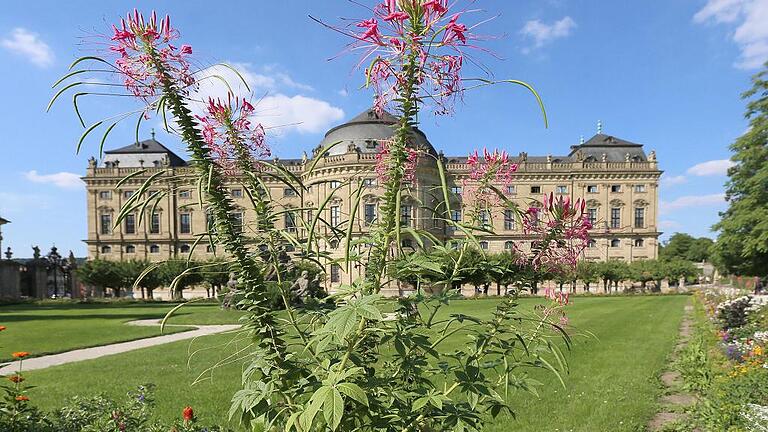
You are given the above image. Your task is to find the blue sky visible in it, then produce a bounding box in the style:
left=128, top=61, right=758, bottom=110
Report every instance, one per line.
left=0, top=0, right=765, bottom=257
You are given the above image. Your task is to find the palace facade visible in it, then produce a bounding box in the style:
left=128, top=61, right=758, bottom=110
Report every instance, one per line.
left=83, top=109, right=662, bottom=295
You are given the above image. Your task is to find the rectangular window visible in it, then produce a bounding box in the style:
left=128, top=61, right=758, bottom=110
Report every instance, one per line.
left=363, top=178, right=376, bottom=187
left=180, top=213, right=192, bottom=234
left=634, top=207, right=645, bottom=228
left=179, top=190, right=191, bottom=199
left=556, top=185, right=568, bottom=194
left=503, top=210, right=515, bottom=230
left=283, top=188, right=297, bottom=197
left=447, top=210, right=461, bottom=233
left=611, top=185, right=622, bottom=193
left=634, top=184, right=646, bottom=193
left=231, top=188, right=243, bottom=198
left=506, top=185, right=516, bottom=195
left=285, top=212, right=297, bottom=232
left=450, top=186, right=463, bottom=195
left=123, top=190, right=134, bottom=199
left=479, top=210, right=490, bottom=229
left=530, top=186, right=541, bottom=194
left=100, top=214, right=112, bottom=235
left=587, top=185, right=598, bottom=193
left=611, top=207, right=621, bottom=229
left=330, top=206, right=340, bottom=227
left=330, top=264, right=341, bottom=283
left=232, top=212, right=243, bottom=233
left=149, top=213, right=160, bottom=234
left=587, top=208, right=597, bottom=227
left=124, top=214, right=136, bottom=234
left=329, top=180, right=341, bottom=189
left=364, top=203, right=376, bottom=225
left=99, top=191, right=111, bottom=200
left=479, top=241, right=489, bottom=250
left=306, top=209, right=314, bottom=224
left=400, top=205, right=412, bottom=227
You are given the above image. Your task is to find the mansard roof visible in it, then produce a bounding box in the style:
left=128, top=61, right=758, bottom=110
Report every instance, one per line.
left=104, top=138, right=187, bottom=167
left=568, top=133, right=648, bottom=162
left=319, top=108, right=437, bottom=156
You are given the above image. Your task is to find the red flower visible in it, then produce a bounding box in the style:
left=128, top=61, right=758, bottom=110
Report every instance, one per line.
left=0, top=325, right=6, bottom=331
left=182, top=406, right=194, bottom=421
left=15, top=395, right=29, bottom=402
left=12, top=351, right=29, bottom=359
left=8, top=375, right=24, bottom=383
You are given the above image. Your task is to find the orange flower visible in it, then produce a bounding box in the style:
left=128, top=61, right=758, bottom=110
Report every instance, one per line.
left=15, top=395, right=29, bottom=401
left=8, top=375, right=24, bottom=383
left=0, top=325, right=7, bottom=331
left=182, top=406, right=194, bottom=421
left=11, top=351, right=29, bottom=359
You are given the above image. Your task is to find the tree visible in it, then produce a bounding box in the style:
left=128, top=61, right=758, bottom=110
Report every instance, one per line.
left=595, top=260, right=630, bottom=293
left=660, top=233, right=714, bottom=262
left=713, top=63, right=768, bottom=276
left=629, top=259, right=662, bottom=292
left=576, top=261, right=600, bottom=293
left=199, top=259, right=230, bottom=298
left=118, top=260, right=162, bottom=299
left=75, top=259, right=122, bottom=297
left=665, top=259, right=700, bottom=286
left=157, top=260, right=204, bottom=300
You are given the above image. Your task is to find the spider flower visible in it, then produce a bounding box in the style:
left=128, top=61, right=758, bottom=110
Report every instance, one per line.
left=375, top=139, right=419, bottom=184
left=108, top=9, right=195, bottom=102
left=462, top=148, right=518, bottom=205
left=523, top=193, right=590, bottom=274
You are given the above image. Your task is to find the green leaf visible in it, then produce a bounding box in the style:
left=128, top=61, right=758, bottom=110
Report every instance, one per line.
left=302, top=386, right=329, bottom=431
left=323, top=388, right=344, bottom=431
left=413, top=396, right=430, bottom=411
left=323, top=305, right=359, bottom=342
left=338, top=382, right=368, bottom=407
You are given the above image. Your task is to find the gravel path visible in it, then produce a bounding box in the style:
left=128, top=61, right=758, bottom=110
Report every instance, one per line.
left=0, top=319, right=240, bottom=375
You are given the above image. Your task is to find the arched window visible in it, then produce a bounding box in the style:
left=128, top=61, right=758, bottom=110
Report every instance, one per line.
left=610, top=238, right=621, bottom=248
left=329, top=239, right=339, bottom=249
left=634, top=238, right=644, bottom=247
left=588, top=239, right=597, bottom=248
left=504, top=241, right=514, bottom=250
left=479, top=241, right=489, bottom=250
left=125, top=245, right=136, bottom=254
left=100, top=245, right=112, bottom=254
left=179, top=244, right=191, bottom=254
left=149, top=244, right=160, bottom=253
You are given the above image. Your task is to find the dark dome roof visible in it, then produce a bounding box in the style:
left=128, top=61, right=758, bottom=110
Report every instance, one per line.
left=320, top=108, right=436, bottom=156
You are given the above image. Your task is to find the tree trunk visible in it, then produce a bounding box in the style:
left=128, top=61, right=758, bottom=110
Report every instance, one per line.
left=496, top=283, right=501, bottom=296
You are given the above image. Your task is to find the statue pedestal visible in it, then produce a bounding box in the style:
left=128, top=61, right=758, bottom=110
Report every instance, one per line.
left=0, top=261, right=21, bottom=299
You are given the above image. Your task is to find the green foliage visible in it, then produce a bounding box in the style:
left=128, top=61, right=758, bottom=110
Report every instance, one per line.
left=156, top=261, right=205, bottom=300
left=75, top=260, right=123, bottom=296
left=713, top=62, right=768, bottom=276
left=660, top=233, right=714, bottom=263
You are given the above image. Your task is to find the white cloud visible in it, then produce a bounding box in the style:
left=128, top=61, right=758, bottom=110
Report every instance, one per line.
left=660, top=193, right=726, bottom=213
left=0, top=192, right=52, bottom=214
left=686, top=159, right=735, bottom=176
left=520, top=16, right=576, bottom=51
left=662, top=174, right=688, bottom=187
left=659, top=220, right=683, bottom=229
left=0, top=28, right=54, bottom=67
left=190, top=63, right=343, bottom=136
left=694, top=0, right=768, bottom=69
left=24, top=171, right=84, bottom=189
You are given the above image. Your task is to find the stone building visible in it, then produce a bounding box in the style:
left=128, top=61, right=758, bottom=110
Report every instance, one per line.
left=83, top=109, right=662, bottom=295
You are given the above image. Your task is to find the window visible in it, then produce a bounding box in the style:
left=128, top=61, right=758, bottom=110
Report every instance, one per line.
left=450, top=186, right=463, bottom=195
left=479, top=241, right=489, bottom=250
left=401, top=239, right=413, bottom=249
left=180, top=213, right=192, bottom=234
left=100, top=214, right=112, bottom=235
left=634, top=238, right=644, bottom=247
left=556, top=185, right=568, bottom=194
left=587, top=208, right=598, bottom=227
left=330, top=264, right=341, bottom=283
left=329, top=239, right=339, bottom=249
left=231, top=188, right=243, bottom=198
left=329, top=180, right=341, bottom=189
left=634, top=184, right=646, bottom=193
left=587, top=185, right=599, bottom=193
left=123, top=190, right=134, bottom=199
left=179, top=190, right=191, bottom=199
left=99, top=191, right=112, bottom=200
left=149, top=244, right=160, bottom=253
left=285, top=211, right=297, bottom=232
left=504, top=241, right=514, bottom=250
left=100, top=245, right=112, bottom=254
left=125, top=245, right=135, bottom=254
left=400, top=205, right=412, bottom=227
left=150, top=212, right=160, bottom=234
left=587, top=239, right=597, bottom=248
left=206, top=245, right=216, bottom=253
left=506, top=185, right=516, bottom=195
left=611, top=185, right=622, bottom=193
left=330, top=206, right=340, bottom=227
left=503, top=210, right=515, bottom=230
left=530, top=186, right=541, bottom=194
left=479, top=210, right=490, bottom=229
left=364, top=203, right=377, bottom=225
left=283, top=188, right=297, bottom=197
left=365, top=140, right=377, bottom=149
left=306, top=209, right=314, bottom=223
left=232, top=212, right=243, bottom=233
left=610, top=207, right=621, bottom=229
left=634, top=207, right=645, bottom=228
left=124, top=214, right=136, bottom=234
left=179, top=244, right=191, bottom=254
left=610, top=238, right=621, bottom=248
left=363, top=178, right=376, bottom=187
left=447, top=210, right=461, bottom=233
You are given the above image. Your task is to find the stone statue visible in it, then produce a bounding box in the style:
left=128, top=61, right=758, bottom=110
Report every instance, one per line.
left=301, top=151, right=308, bottom=164
left=648, top=150, right=657, bottom=161
left=88, top=157, right=97, bottom=168
left=601, top=153, right=607, bottom=162
left=290, top=270, right=319, bottom=303
left=546, top=155, right=552, bottom=163
left=32, top=245, right=40, bottom=260
left=221, top=272, right=238, bottom=309
left=68, top=250, right=77, bottom=267
left=518, top=152, right=528, bottom=161
left=4, top=247, right=12, bottom=260
left=625, top=153, right=631, bottom=162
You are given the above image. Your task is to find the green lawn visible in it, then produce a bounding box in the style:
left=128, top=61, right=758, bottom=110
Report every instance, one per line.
left=18, top=296, right=688, bottom=431
left=0, top=302, right=246, bottom=362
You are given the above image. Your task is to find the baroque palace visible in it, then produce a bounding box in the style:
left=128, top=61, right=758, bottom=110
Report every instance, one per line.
left=84, top=109, right=662, bottom=295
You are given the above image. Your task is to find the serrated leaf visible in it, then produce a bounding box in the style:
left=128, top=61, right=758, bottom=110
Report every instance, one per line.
left=323, top=388, right=344, bottom=431
left=338, top=382, right=368, bottom=407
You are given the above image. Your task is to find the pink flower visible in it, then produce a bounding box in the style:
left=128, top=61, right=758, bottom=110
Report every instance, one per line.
left=375, top=140, right=418, bottom=184
left=179, top=44, right=192, bottom=54
left=444, top=14, right=468, bottom=44
left=462, top=148, right=518, bottom=204
left=357, top=18, right=382, bottom=44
